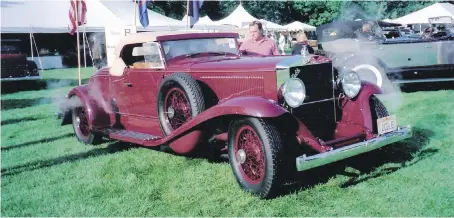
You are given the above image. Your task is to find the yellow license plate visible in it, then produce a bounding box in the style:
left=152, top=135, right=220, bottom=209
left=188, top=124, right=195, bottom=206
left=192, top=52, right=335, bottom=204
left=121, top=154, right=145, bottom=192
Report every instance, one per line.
left=377, top=115, right=397, bottom=135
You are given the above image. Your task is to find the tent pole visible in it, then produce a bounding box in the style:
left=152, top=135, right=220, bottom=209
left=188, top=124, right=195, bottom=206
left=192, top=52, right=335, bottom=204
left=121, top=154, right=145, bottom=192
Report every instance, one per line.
left=32, top=34, right=44, bottom=71
left=30, top=32, right=34, bottom=60
left=83, top=25, right=87, bottom=68
left=76, top=1, right=81, bottom=86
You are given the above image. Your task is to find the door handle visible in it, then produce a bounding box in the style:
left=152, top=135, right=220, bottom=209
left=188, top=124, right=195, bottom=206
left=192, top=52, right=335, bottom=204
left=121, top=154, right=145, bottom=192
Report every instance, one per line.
left=125, top=82, right=132, bottom=87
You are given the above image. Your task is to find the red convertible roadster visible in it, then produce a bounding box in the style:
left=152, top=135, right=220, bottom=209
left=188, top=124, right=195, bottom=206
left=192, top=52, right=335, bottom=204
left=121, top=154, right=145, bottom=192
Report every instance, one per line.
left=58, top=31, right=412, bottom=198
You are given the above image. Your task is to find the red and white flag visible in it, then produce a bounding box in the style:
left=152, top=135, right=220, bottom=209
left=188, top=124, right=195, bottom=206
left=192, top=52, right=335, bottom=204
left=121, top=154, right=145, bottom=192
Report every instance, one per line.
left=68, top=0, right=87, bottom=35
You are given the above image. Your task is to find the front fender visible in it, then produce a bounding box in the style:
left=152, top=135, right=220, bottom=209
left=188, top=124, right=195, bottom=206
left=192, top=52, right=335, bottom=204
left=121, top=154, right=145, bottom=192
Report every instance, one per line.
left=335, top=81, right=383, bottom=139
left=144, top=96, right=288, bottom=150
left=214, top=96, right=288, bottom=118
left=61, top=85, right=111, bottom=129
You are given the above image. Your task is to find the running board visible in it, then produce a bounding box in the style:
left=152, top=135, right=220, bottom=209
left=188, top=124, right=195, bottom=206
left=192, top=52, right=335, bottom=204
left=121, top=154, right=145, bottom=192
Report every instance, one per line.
left=97, top=128, right=161, bottom=145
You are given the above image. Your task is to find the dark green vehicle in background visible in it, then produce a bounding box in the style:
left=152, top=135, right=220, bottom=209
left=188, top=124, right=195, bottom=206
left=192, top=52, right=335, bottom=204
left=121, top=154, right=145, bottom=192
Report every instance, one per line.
left=315, top=17, right=454, bottom=93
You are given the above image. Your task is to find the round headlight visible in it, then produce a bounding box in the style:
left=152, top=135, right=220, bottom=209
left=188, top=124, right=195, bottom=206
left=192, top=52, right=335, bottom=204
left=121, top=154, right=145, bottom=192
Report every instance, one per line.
left=341, top=71, right=362, bottom=98
left=282, top=78, right=306, bottom=108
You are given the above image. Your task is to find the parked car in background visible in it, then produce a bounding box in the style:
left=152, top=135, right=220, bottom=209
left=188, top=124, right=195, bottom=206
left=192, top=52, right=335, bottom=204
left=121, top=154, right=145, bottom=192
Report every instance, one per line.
left=58, top=31, right=412, bottom=198
left=1, top=39, right=40, bottom=82
left=315, top=19, right=454, bottom=92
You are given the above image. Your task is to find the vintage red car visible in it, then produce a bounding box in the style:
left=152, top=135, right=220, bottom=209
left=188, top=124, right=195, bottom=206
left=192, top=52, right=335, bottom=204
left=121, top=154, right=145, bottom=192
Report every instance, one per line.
left=58, top=31, right=412, bottom=198
left=1, top=39, right=40, bottom=82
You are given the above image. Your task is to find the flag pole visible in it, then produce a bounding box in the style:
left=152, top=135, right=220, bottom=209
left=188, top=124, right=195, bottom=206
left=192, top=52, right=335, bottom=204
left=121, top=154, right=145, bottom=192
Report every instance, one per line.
left=186, top=0, right=189, bottom=31
left=134, top=0, right=137, bottom=29
left=75, top=1, right=81, bottom=86
left=83, top=25, right=87, bottom=68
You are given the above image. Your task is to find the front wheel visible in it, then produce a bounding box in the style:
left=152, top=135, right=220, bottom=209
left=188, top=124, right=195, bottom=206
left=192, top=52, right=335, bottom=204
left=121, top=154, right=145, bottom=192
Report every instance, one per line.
left=227, top=117, right=286, bottom=199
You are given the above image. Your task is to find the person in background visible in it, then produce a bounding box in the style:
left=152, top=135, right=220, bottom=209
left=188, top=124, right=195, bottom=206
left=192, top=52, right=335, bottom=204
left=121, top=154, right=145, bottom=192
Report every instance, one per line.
left=239, top=20, right=280, bottom=56
left=278, top=32, right=286, bottom=54
left=291, top=32, right=314, bottom=55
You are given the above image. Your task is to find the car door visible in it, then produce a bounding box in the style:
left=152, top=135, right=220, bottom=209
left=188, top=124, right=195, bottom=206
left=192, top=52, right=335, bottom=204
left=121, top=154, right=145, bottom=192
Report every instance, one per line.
left=371, top=40, right=424, bottom=69
left=121, top=42, right=166, bottom=135
left=109, top=66, right=131, bottom=129
left=426, top=40, right=454, bottom=66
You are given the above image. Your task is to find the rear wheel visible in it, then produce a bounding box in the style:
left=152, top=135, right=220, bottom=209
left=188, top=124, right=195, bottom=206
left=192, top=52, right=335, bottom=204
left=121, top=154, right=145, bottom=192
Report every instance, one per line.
left=71, top=96, right=102, bottom=145
left=228, top=117, right=285, bottom=199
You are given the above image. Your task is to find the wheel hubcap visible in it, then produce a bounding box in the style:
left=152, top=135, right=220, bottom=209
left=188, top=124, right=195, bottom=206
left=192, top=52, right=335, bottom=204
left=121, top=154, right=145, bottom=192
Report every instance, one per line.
left=167, top=107, right=175, bottom=119
left=237, top=149, right=246, bottom=164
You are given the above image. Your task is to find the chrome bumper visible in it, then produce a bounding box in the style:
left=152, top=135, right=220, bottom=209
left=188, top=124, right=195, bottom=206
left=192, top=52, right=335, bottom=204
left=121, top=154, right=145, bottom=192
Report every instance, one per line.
left=296, top=126, right=412, bottom=171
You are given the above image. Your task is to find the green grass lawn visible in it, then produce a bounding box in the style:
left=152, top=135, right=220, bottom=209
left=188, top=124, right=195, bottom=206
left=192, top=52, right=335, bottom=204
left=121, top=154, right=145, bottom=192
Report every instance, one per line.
left=1, top=68, right=454, bottom=216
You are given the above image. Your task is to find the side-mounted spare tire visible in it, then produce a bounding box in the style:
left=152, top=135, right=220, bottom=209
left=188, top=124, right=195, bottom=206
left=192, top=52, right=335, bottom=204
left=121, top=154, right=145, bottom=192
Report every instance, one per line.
left=340, top=57, right=394, bottom=93
left=157, top=73, right=205, bottom=135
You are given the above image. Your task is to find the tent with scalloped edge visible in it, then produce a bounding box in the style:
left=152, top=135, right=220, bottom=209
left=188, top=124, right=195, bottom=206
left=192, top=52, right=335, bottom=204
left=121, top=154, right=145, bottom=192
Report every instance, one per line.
left=283, top=21, right=316, bottom=32
left=180, top=15, right=233, bottom=30
left=390, top=3, right=454, bottom=25
left=212, top=4, right=259, bottom=28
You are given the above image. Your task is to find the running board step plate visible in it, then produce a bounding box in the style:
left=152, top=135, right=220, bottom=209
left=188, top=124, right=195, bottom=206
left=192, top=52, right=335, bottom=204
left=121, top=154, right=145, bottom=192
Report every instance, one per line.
left=97, top=128, right=161, bottom=145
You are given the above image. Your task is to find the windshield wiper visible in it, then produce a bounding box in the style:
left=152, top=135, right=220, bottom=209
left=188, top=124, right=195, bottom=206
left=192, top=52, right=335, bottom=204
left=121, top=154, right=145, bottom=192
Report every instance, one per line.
left=185, top=52, right=227, bottom=58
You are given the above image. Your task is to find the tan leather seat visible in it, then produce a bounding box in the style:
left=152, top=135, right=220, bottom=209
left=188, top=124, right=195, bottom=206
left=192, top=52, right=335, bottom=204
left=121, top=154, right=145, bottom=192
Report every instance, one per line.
left=131, top=61, right=162, bottom=69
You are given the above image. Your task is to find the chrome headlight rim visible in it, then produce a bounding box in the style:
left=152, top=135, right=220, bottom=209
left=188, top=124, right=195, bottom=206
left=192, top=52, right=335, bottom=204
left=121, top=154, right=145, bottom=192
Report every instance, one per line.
left=340, top=71, right=362, bottom=98
left=282, top=78, right=306, bottom=108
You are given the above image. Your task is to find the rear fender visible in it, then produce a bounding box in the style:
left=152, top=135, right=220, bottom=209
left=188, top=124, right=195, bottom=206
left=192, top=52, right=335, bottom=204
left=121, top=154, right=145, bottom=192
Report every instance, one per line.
left=335, top=81, right=383, bottom=139
left=61, top=86, right=111, bottom=129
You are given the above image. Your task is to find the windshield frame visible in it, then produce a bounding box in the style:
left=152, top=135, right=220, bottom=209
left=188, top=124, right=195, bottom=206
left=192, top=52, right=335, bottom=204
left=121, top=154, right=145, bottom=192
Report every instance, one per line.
left=160, top=37, right=240, bottom=61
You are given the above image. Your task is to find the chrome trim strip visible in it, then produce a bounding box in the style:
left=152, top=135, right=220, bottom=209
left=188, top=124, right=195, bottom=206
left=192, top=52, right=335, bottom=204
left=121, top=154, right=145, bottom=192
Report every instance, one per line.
left=1, top=76, right=41, bottom=81
left=302, top=97, right=339, bottom=105
left=296, top=125, right=412, bottom=171
left=392, top=78, right=454, bottom=84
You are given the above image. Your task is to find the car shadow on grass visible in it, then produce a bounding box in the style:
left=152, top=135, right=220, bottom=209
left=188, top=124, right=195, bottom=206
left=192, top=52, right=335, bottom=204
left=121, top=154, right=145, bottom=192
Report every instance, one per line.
left=1, top=97, right=53, bottom=110
left=0, top=115, right=45, bottom=126
left=1, top=133, right=74, bottom=151
left=1, top=141, right=134, bottom=177
left=277, top=127, right=437, bottom=198
left=1, top=78, right=89, bottom=94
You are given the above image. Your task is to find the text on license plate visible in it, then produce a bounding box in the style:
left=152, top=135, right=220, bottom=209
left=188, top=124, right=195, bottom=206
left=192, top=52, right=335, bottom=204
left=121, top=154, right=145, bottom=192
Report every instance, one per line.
left=377, top=115, right=397, bottom=135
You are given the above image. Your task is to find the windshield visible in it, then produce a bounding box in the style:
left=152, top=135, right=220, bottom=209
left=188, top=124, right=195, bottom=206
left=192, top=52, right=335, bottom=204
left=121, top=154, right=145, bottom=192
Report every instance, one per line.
left=161, top=37, right=239, bottom=60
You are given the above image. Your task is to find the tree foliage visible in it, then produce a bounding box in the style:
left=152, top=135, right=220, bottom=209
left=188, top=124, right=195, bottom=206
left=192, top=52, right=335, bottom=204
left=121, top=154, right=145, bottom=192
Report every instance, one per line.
left=146, top=0, right=454, bottom=26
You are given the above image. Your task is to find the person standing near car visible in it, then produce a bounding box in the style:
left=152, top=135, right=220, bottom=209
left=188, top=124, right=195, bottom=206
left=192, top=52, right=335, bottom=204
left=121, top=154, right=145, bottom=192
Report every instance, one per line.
left=291, top=32, right=314, bottom=55
left=239, top=20, right=280, bottom=56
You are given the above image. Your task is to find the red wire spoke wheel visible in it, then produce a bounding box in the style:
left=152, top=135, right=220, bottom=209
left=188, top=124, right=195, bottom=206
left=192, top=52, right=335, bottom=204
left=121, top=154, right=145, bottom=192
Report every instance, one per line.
left=228, top=117, right=286, bottom=199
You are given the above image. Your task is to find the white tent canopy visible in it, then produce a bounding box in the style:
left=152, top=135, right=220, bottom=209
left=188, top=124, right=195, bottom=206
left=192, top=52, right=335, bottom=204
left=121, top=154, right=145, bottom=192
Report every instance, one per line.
left=101, top=0, right=186, bottom=31
left=259, top=19, right=286, bottom=30
left=181, top=15, right=214, bottom=25
left=180, top=15, right=232, bottom=30
left=0, top=0, right=125, bottom=33
left=391, top=3, right=454, bottom=25
left=283, top=21, right=316, bottom=31
left=213, top=4, right=258, bottom=28
left=0, top=0, right=188, bottom=34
